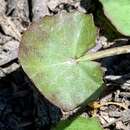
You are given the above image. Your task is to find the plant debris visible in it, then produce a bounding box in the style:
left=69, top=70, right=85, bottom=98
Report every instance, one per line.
left=0, top=0, right=130, bottom=130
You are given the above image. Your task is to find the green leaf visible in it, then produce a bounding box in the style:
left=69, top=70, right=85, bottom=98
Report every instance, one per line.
left=19, top=11, right=104, bottom=111
left=52, top=116, right=103, bottom=130
left=99, top=0, right=130, bottom=36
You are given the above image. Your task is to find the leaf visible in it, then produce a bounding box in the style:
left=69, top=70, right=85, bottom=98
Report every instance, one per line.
left=99, top=0, right=130, bottom=36
left=52, top=116, right=103, bottom=130
left=19, top=11, right=104, bottom=111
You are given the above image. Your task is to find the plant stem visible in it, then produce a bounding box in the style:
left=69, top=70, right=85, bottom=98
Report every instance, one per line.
left=77, top=45, right=130, bottom=62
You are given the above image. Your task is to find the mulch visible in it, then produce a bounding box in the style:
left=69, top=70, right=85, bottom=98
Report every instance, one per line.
left=0, top=0, right=130, bottom=130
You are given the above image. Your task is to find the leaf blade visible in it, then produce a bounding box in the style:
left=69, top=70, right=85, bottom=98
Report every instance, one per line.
left=19, top=11, right=104, bottom=111
left=99, top=0, right=130, bottom=36
left=52, top=117, right=103, bottom=130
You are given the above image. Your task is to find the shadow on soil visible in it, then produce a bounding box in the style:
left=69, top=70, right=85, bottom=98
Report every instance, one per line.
left=0, top=67, right=62, bottom=130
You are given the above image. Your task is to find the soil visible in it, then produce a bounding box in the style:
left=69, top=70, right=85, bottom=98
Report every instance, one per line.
left=0, top=0, right=130, bottom=130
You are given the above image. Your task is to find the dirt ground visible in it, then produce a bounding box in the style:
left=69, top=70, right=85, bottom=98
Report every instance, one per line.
left=0, top=0, right=130, bottom=130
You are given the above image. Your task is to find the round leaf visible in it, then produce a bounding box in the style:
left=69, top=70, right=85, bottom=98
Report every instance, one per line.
left=19, top=11, right=104, bottom=111
left=52, top=117, right=103, bottom=130
left=99, top=0, right=130, bottom=36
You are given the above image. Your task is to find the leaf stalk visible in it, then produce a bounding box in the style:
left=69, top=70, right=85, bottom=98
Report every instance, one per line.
left=77, top=45, right=130, bottom=62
